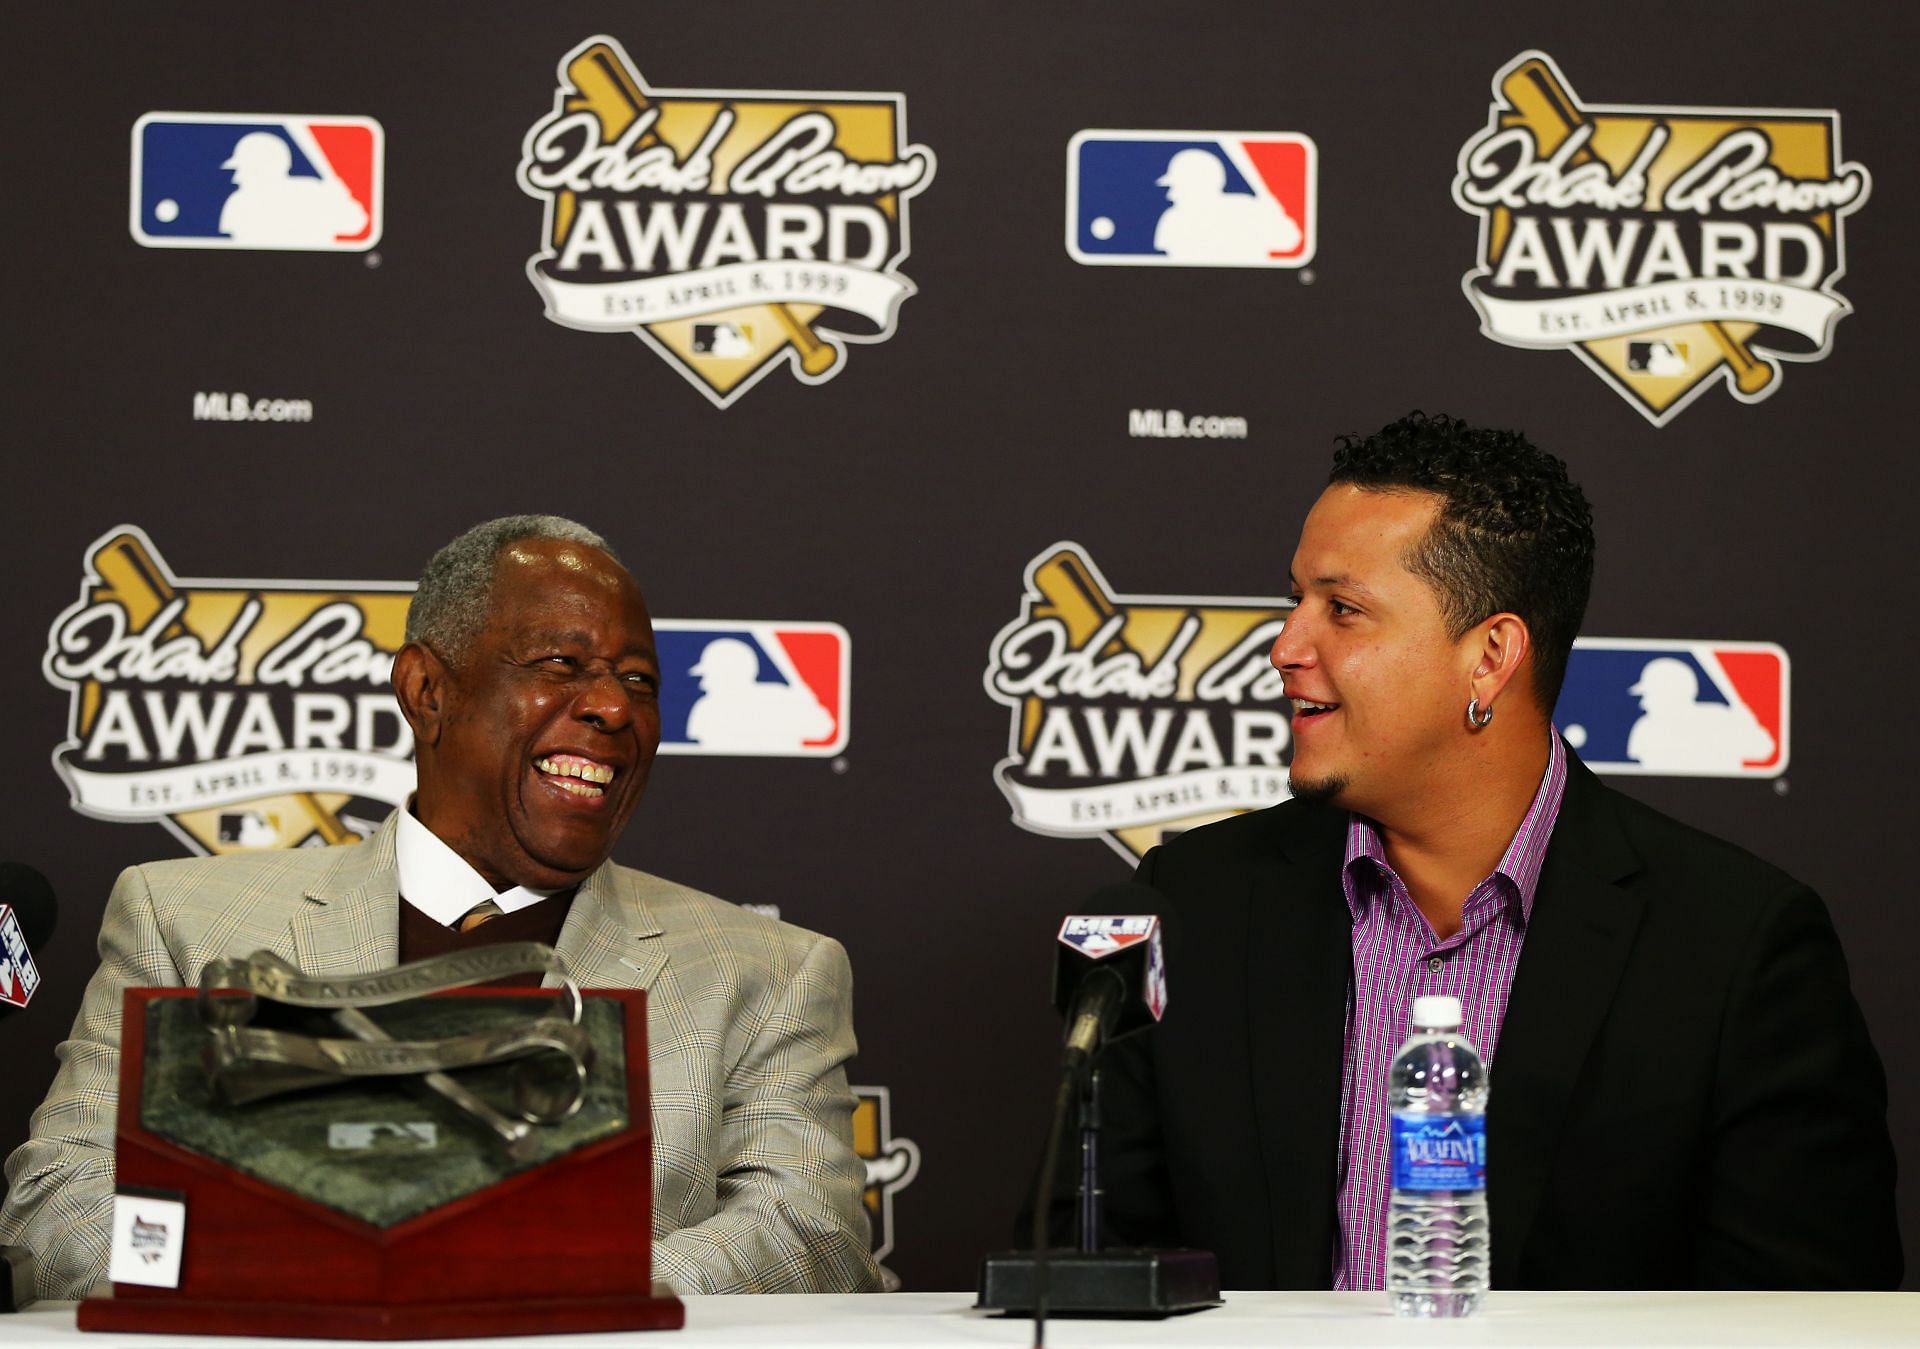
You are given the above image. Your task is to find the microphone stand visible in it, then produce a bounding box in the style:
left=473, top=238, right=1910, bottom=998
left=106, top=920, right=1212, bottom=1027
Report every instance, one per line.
left=1028, top=1063, right=1106, bottom=1349
left=2, top=1246, right=36, bottom=1313
left=1077, top=1069, right=1102, bottom=1256
left=976, top=911, right=1220, bottom=1326
left=978, top=1049, right=1222, bottom=1325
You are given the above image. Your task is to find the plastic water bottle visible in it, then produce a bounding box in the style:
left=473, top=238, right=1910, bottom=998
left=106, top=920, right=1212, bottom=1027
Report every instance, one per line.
left=1387, top=995, right=1489, bottom=1317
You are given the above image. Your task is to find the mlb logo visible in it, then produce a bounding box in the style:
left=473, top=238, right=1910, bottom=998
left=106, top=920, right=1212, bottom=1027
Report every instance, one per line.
left=1554, top=639, right=1789, bottom=778
left=655, top=621, right=849, bottom=757
left=0, top=904, right=38, bottom=1009
left=131, top=112, right=384, bottom=251
left=1058, top=914, right=1157, bottom=958
left=1627, top=340, right=1691, bottom=377
left=691, top=322, right=755, bottom=358
left=217, top=810, right=279, bottom=848
left=1067, top=130, right=1316, bottom=268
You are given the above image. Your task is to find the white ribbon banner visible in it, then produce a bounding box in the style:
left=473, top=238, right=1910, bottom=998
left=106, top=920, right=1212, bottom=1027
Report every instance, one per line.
left=1467, top=278, right=1846, bottom=349
left=58, top=750, right=416, bottom=820
left=532, top=260, right=912, bottom=331
left=997, top=766, right=1292, bottom=834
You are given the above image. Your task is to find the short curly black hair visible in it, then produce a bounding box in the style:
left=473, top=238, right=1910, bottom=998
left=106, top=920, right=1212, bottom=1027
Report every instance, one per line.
left=1329, top=412, right=1594, bottom=708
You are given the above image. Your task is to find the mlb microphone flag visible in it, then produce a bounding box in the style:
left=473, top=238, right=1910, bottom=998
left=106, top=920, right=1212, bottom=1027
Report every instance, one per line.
left=0, top=905, right=40, bottom=1009
left=1058, top=915, right=1156, bottom=959
left=1057, top=914, right=1168, bottom=1024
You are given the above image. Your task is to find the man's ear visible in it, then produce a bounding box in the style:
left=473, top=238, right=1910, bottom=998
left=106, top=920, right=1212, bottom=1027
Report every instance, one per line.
left=1467, top=612, right=1533, bottom=711
left=391, top=642, right=453, bottom=748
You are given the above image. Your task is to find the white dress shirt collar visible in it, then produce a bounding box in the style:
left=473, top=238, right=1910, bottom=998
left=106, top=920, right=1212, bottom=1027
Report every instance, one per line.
left=394, top=808, right=561, bottom=929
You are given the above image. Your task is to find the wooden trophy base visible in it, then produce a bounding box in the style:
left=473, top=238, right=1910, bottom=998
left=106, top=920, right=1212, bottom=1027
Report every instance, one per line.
left=88, top=988, right=677, bottom=1339
left=80, top=1290, right=685, bottom=1340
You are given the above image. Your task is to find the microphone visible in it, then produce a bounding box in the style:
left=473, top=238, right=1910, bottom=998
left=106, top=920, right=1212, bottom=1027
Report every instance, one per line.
left=0, top=863, right=55, bottom=1011
left=1053, top=889, right=1168, bottom=1075
left=977, top=884, right=1219, bottom=1326
left=1, top=864, right=53, bottom=1309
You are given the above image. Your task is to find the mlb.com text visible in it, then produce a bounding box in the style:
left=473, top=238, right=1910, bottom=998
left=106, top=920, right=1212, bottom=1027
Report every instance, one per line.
left=193, top=392, right=314, bottom=423
left=1128, top=409, right=1248, bottom=440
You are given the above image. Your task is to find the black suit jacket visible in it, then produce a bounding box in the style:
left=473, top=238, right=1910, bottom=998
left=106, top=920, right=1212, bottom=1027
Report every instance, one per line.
left=1096, top=753, right=1901, bottom=1289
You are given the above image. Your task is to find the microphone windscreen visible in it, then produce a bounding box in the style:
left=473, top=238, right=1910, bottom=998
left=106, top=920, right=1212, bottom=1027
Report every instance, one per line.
left=1053, top=883, right=1169, bottom=1038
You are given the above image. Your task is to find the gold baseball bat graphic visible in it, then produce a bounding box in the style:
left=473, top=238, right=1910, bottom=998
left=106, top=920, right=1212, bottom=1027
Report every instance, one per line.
left=1021, top=548, right=1132, bottom=752
left=1031, top=548, right=1129, bottom=657
left=91, top=532, right=353, bottom=848
left=564, top=43, right=841, bottom=378
left=1501, top=58, right=1775, bottom=396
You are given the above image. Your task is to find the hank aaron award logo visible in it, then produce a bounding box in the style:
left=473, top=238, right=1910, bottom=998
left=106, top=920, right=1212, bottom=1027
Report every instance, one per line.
left=517, top=36, right=935, bottom=408
left=851, top=1086, right=920, bottom=1263
left=1453, top=51, right=1870, bottom=425
left=44, top=527, right=417, bottom=856
left=985, top=544, right=1294, bottom=862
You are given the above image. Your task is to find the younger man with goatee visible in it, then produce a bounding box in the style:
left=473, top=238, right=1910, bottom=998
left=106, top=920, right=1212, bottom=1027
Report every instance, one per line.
left=1096, top=413, right=1899, bottom=1290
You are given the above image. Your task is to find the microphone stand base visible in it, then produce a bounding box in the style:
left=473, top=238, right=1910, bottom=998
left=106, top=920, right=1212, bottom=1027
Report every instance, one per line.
left=2, top=1245, right=36, bottom=1313
left=974, top=1248, right=1222, bottom=1317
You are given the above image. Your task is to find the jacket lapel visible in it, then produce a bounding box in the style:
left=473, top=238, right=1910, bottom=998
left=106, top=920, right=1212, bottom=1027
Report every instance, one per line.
left=1488, top=756, right=1644, bottom=1285
left=290, top=814, right=402, bottom=975
left=550, top=861, right=667, bottom=992
left=1247, top=806, right=1352, bottom=1286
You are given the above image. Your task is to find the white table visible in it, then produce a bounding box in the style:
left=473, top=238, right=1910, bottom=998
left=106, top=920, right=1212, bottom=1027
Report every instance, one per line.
left=1, top=1292, right=1916, bottom=1348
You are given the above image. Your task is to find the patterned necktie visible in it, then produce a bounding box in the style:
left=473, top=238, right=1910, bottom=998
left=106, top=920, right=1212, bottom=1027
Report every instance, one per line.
left=457, top=898, right=504, bottom=933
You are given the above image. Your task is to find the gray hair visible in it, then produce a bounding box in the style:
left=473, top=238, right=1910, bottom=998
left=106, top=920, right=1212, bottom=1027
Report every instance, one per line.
left=405, top=515, right=619, bottom=663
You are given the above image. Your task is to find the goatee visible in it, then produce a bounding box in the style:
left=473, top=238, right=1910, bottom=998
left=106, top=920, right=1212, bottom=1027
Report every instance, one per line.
left=1288, top=772, right=1350, bottom=808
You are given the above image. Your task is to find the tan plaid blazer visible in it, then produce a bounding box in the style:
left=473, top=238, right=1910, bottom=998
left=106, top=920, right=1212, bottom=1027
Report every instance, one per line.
left=0, top=816, right=882, bottom=1298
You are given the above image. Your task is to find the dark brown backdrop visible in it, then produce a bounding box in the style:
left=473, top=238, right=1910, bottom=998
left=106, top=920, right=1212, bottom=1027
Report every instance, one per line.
left=4, top=0, right=1916, bottom=1292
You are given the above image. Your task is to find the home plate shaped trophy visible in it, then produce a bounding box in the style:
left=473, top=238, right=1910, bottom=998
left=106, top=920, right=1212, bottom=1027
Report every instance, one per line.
left=78, top=944, right=683, bottom=1339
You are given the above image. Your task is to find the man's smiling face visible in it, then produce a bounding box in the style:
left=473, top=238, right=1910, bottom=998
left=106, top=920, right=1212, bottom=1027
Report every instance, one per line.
left=422, top=538, right=660, bottom=889
left=1269, top=484, right=1477, bottom=818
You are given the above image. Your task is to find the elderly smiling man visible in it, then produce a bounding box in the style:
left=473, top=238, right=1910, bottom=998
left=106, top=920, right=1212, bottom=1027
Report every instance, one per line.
left=0, top=516, right=881, bottom=1298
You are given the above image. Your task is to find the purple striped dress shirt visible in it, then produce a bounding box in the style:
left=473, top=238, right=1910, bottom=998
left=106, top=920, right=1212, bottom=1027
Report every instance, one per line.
left=1330, top=732, right=1569, bottom=1291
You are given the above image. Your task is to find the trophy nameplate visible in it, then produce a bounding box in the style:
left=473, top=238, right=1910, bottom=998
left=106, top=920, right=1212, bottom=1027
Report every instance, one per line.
left=79, top=967, right=682, bottom=1340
